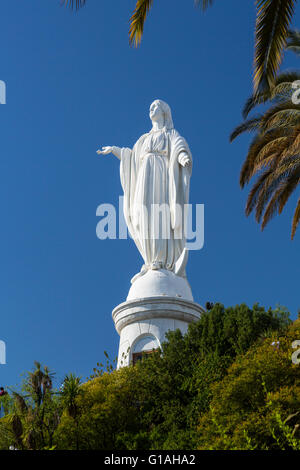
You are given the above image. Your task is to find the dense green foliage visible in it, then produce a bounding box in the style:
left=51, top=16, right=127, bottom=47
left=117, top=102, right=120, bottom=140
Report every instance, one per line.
left=0, top=303, right=299, bottom=450
left=198, top=319, right=300, bottom=449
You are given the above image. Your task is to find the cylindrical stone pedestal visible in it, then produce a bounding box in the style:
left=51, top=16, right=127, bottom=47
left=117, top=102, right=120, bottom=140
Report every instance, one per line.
left=112, top=295, right=204, bottom=368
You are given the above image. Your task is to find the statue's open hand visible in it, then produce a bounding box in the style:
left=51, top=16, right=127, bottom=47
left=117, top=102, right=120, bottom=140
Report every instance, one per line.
left=178, top=153, right=191, bottom=167
left=96, top=146, right=113, bottom=155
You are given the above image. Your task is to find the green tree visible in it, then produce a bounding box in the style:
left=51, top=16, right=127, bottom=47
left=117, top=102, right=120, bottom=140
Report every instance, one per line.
left=0, top=362, right=60, bottom=450
left=197, top=319, right=300, bottom=450
left=185, top=303, right=290, bottom=358
left=54, top=367, right=144, bottom=450
left=58, top=373, right=83, bottom=450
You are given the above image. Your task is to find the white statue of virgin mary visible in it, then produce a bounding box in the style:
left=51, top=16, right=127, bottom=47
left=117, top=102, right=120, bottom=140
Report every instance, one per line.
left=97, top=99, right=192, bottom=283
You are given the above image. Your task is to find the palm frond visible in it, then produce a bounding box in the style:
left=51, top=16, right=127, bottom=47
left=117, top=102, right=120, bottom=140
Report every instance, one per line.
left=253, top=156, right=299, bottom=222
left=273, top=70, right=300, bottom=87
left=242, top=90, right=272, bottom=119
left=236, top=14, right=300, bottom=238
left=254, top=0, right=296, bottom=92
left=270, top=72, right=300, bottom=99
left=61, top=0, right=86, bottom=9
left=129, top=0, right=154, bottom=47
left=279, top=128, right=300, bottom=158
left=242, top=71, right=300, bottom=118
left=277, top=163, right=300, bottom=212
left=261, top=182, right=286, bottom=228
left=254, top=166, right=289, bottom=221
left=240, top=128, right=291, bottom=186
left=253, top=126, right=300, bottom=171
left=245, top=168, right=274, bottom=215
left=291, top=197, right=300, bottom=238
left=253, top=135, right=290, bottom=169
left=238, top=103, right=300, bottom=185
left=275, top=154, right=300, bottom=176
left=286, top=28, right=300, bottom=55
left=261, top=102, right=300, bottom=130
left=12, top=392, right=28, bottom=413
left=230, top=116, right=263, bottom=141
left=194, top=0, right=215, bottom=10
left=261, top=169, right=300, bottom=229
left=252, top=151, right=284, bottom=175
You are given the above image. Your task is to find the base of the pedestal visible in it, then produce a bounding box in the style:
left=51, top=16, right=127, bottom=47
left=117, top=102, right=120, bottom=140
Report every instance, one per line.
left=112, top=296, right=204, bottom=368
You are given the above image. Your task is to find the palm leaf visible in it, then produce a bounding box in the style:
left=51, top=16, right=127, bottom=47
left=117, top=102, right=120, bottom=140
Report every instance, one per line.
left=291, top=197, right=300, bottom=238
left=277, top=164, right=300, bottom=212
left=254, top=0, right=296, bottom=93
left=12, top=392, right=28, bottom=413
left=253, top=135, right=290, bottom=168
left=242, top=90, right=273, bottom=119
left=286, top=28, right=300, bottom=54
left=129, top=0, right=154, bottom=47
left=252, top=150, right=284, bottom=174
left=244, top=151, right=290, bottom=218
left=245, top=168, right=274, bottom=215
left=279, top=127, right=300, bottom=158
left=252, top=126, right=300, bottom=172
left=242, top=71, right=300, bottom=118
left=270, top=71, right=300, bottom=98
left=194, top=0, right=215, bottom=10
left=230, top=116, right=263, bottom=141
left=261, top=102, right=300, bottom=130
left=254, top=156, right=300, bottom=222
left=61, top=0, right=86, bottom=8
left=240, top=128, right=292, bottom=186
left=254, top=166, right=289, bottom=221
left=275, top=153, right=300, bottom=175
left=261, top=168, right=300, bottom=228
left=261, top=182, right=287, bottom=228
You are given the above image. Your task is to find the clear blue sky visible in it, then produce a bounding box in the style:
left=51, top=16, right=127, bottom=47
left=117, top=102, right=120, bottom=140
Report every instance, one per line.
left=0, top=0, right=299, bottom=389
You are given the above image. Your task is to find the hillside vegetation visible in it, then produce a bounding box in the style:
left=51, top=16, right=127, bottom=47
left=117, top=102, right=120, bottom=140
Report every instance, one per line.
left=1, top=303, right=299, bottom=450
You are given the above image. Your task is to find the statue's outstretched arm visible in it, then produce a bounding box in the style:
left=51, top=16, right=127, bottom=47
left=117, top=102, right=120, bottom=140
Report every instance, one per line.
left=96, top=146, right=121, bottom=160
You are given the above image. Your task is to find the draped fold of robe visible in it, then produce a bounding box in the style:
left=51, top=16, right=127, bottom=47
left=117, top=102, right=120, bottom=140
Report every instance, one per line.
left=120, top=128, right=192, bottom=278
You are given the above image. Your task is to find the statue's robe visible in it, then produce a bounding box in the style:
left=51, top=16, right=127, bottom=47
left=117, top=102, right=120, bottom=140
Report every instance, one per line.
left=120, top=128, right=192, bottom=278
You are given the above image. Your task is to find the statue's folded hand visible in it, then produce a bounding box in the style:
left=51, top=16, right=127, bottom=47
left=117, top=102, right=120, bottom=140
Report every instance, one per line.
left=178, top=153, right=191, bottom=167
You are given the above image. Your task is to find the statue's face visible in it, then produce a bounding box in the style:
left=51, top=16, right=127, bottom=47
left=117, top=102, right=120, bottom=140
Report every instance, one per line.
left=149, top=101, right=164, bottom=123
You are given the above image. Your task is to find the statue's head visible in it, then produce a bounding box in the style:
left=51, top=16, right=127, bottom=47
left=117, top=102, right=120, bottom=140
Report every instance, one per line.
left=149, top=99, right=174, bottom=130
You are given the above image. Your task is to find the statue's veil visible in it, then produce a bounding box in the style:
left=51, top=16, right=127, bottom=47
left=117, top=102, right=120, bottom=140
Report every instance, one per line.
left=151, top=99, right=174, bottom=130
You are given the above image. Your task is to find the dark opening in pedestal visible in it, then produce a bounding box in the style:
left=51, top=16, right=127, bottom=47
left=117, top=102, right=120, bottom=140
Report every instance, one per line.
left=132, top=349, right=159, bottom=366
